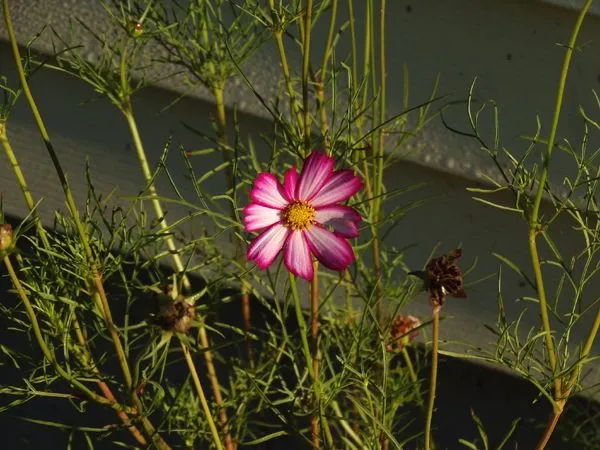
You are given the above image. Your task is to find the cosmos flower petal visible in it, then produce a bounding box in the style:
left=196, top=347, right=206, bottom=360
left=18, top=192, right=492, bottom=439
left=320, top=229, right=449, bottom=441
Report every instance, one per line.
left=244, top=203, right=282, bottom=232
left=305, top=225, right=355, bottom=271
left=310, top=169, right=363, bottom=208
left=247, top=223, right=289, bottom=269
left=283, top=166, right=299, bottom=201
left=284, top=231, right=314, bottom=280
left=297, top=152, right=334, bottom=201
left=250, top=173, right=289, bottom=209
left=314, top=205, right=361, bottom=237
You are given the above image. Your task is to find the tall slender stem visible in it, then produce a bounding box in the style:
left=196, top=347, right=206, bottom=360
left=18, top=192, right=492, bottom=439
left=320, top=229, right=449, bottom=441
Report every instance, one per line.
left=527, top=0, right=593, bottom=405
left=268, top=0, right=304, bottom=136
left=122, top=109, right=189, bottom=284
left=402, top=347, right=423, bottom=406
left=290, top=274, right=314, bottom=379
left=301, top=0, right=314, bottom=149
left=535, top=403, right=564, bottom=450
left=310, top=262, right=320, bottom=448
left=197, top=320, right=234, bottom=450
left=118, top=41, right=232, bottom=445
left=212, top=85, right=253, bottom=366
left=2, top=128, right=149, bottom=447
left=3, top=255, right=170, bottom=449
left=3, top=0, right=135, bottom=406
left=373, top=0, right=386, bottom=327
left=181, top=342, right=225, bottom=450
left=424, top=306, right=440, bottom=450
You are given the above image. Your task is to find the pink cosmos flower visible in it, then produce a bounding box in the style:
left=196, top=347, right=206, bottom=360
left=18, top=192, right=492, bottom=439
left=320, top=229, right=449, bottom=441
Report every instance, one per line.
left=244, top=152, right=363, bottom=281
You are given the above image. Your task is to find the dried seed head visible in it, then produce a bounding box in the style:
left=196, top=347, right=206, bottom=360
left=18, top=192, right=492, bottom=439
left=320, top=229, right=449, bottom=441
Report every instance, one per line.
left=425, top=248, right=467, bottom=308
left=155, top=295, right=195, bottom=334
left=0, top=223, right=15, bottom=255
left=387, top=314, right=422, bottom=352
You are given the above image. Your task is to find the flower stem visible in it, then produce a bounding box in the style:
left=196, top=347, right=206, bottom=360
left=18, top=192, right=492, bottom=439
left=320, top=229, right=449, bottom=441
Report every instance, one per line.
left=211, top=85, right=253, bottom=367
left=268, top=0, right=305, bottom=138
left=311, top=261, right=320, bottom=449
left=301, top=0, right=314, bottom=149
left=119, top=40, right=232, bottom=447
left=424, top=306, right=440, bottom=450
left=290, top=274, right=314, bottom=379
left=181, top=341, right=225, bottom=450
left=1, top=128, right=149, bottom=447
left=3, top=255, right=170, bottom=449
left=198, top=319, right=234, bottom=450
left=535, top=403, right=564, bottom=450
left=122, top=108, right=189, bottom=284
left=402, top=347, right=423, bottom=406
left=527, top=0, right=592, bottom=410
left=3, top=0, right=136, bottom=409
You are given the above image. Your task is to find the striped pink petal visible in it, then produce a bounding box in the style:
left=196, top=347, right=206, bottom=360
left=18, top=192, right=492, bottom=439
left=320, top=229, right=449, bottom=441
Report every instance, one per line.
left=284, top=231, right=314, bottom=280
left=244, top=203, right=281, bottom=232
left=283, top=166, right=299, bottom=201
left=310, top=169, right=363, bottom=208
left=247, top=223, right=289, bottom=269
left=297, top=152, right=334, bottom=201
left=314, top=205, right=361, bottom=238
left=250, top=173, right=289, bottom=209
left=305, top=225, right=355, bottom=271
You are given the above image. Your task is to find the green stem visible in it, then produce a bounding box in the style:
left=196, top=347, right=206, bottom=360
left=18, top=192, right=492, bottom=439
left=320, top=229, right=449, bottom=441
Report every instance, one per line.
left=181, top=342, right=225, bottom=450
left=315, top=0, right=338, bottom=146
left=301, top=0, right=314, bottom=149
left=197, top=320, right=233, bottom=450
left=4, top=0, right=135, bottom=402
left=373, top=0, right=386, bottom=327
left=527, top=0, right=593, bottom=403
left=212, top=84, right=253, bottom=366
left=3, top=256, right=113, bottom=408
left=402, top=347, right=423, bottom=406
left=330, top=400, right=364, bottom=448
left=268, top=0, right=304, bottom=138
left=2, top=127, right=150, bottom=448
left=424, top=306, right=440, bottom=450
left=289, top=274, right=314, bottom=379
left=122, top=108, right=189, bottom=287
left=0, top=128, right=50, bottom=248
left=311, top=262, right=320, bottom=448
left=5, top=255, right=168, bottom=450
left=118, top=36, right=231, bottom=446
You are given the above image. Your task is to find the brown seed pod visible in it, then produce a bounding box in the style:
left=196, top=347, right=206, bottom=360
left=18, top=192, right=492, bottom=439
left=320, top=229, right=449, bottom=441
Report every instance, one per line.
left=425, top=248, right=467, bottom=308
left=155, top=295, right=196, bottom=334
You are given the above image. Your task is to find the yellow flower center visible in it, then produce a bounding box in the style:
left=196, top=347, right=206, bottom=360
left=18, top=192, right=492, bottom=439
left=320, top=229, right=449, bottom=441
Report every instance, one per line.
left=281, top=201, right=316, bottom=231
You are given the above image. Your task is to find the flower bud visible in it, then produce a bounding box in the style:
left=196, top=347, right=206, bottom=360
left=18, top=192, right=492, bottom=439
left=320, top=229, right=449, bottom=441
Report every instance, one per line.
left=126, top=20, right=144, bottom=37
left=0, top=223, right=15, bottom=255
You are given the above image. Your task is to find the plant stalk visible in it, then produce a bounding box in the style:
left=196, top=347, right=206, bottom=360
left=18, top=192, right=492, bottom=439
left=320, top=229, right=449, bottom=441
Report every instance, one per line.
left=311, top=261, right=320, bottom=448
left=4, top=0, right=136, bottom=409
left=2, top=128, right=149, bottom=447
left=527, top=0, right=593, bottom=410
left=424, top=306, right=440, bottom=450
left=181, top=341, right=225, bottom=450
